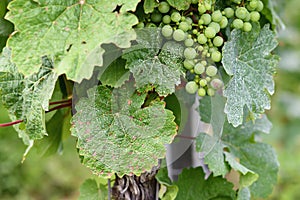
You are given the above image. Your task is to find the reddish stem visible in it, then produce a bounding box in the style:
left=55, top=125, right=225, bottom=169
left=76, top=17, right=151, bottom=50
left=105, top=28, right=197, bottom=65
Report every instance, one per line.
left=46, top=102, right=72, bottom=113
left=0, top=119, right=23, bottom=127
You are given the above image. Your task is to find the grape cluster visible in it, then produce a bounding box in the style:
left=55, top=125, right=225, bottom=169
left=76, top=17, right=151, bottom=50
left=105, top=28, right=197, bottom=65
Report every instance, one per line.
left=137, top=0, right=264, bottom=96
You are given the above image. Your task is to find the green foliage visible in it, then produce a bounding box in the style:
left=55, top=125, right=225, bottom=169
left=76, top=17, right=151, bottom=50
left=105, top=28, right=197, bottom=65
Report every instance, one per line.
left=79, top=179, right=108, bottom=200
left=222, top=23, right=279, bottom=127
left=72, top=83, right=177, bottom=177
left=6, top=0, right=140, bottom=82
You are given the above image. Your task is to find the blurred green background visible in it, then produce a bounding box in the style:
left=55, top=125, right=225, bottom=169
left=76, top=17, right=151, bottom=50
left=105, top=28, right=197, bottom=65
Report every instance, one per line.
left=1, top=0, right=300, bottom=199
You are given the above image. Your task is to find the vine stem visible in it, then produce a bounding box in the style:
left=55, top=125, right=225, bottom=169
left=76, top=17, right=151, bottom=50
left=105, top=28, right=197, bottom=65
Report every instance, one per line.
left=0, top=119, right=23, bottom=127
left=46, top=102, right=72, bottom=113
left=49, top=98, right=72, bottom=105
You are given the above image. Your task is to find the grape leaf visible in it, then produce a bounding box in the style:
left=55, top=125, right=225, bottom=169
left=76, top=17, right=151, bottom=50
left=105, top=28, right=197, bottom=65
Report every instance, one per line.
left=79, top=179, right=107, bottom=200
left=123, top=29, right=184, bottom=96
left=72, top=83, right=177, bottom=177
left=166, top=0, right=191, bottom=10
left=99, top=57, right=130, bottom=88
left=261, top=0, right=285, bottom=30
left=144, top=0, right=159, bottom=14
left=156, top=167, right=178, bottom=200
left=174, top=167, right=236, bottom=200
left=6, top=0, right=140, bottom=82
left=237, top=187, right=251, bottom=200
left=0, top=48, right=58, bottom=144
left=222, top=24, right=279, bottom=127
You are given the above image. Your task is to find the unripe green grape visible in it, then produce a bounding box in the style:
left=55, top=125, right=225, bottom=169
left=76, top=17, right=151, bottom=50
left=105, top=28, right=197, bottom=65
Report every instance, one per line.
left=256, top=1, right=264, bottom=12
left=198, top=4, right=207, bottom=14
left=179, top=21, right=190, bottom=32
left=184, top=59, right=195, bottom=70
left=162, top=15, right=171, bottom=24
left=199, top=79, right=207, bottom=87
left=173, top=29, right=186, bottom=41
left=211, top=51, right=222, bottom=62
left=136, top=22, right=144, bottom=28
left=184, top=47, right=197, bottom=59
left=171, top=12, right=181, bottom=22
left=185, top=17, right=193, bottom=25
left=198, top=88, right=206, bottom=96
left=200, top=14, right=212, bottom=25
left=197, top=34, right=208, bottom=44
left=231, top=0, right=241, bottom=4
left=158, top=1, right=170, bottom=14
left=212, top=10, right=223, bottom=22
left=250, top=11, right=260, bottom=22
left=213, top=36, right=224, bottom=47
left=197, top=45, right=204, bottom=51
left=206, top=65, right=218, bottom=76
left=191, top=0, right=198, bottom=4
left=244, top=12, right=251, bottom=22
left=151, top=12, right=163, bottom=23
left=206, top=76, right=211, bottom=82
left=207, top=88, right=215, bottom=96
left=246, top=4, right=256, bottom=11
left=204, top=2, right=212, bottom=10
left=235, top=7, right=248, bottom=20
left=162, top=25, right=173, bottom=37
left=208, top=22, right=220, bottom=33
left=219, top=16, right=228, bottom=28
left=190, top=69, right=195, bottom=73
left=146, top=23, right=157, bottom=27
left=204, top=27, right=216, bottom=39
left=201, top=60, right=207, bottom=66
left=194, top=63, right=205, bottom=74
left=249, top=0, right=258, bottom=9
left=232, top=18, right=244, bottom=29
left=185, top=38, right=194, bottom=47
left=243, top=22, right=252, bottom=32
left=209, top=47, right=218, bottom=53
left=210, top=78, right=224, bottom=89
left=224, top=7, right=235, bottom=18
left=185, top=81, right=198, bottom=94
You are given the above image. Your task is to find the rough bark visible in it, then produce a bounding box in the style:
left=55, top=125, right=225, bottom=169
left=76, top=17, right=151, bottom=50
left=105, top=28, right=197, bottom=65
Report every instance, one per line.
left=112, top=165, right=159, bottom=200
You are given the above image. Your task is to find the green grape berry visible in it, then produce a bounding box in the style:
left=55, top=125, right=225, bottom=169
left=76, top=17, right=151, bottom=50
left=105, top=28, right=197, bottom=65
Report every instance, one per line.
left=212, top=10, right=223, bottom=22
left=243, top=22, right=252, bottom=32
left=158, top=1, right=170, bottom=14
left=204, top=2, right=212, bottom=10
left=199, top=79, right=207, bottom=87
left=194, top=63, right=205, bottom=74
left=207, top=88, right=215, bottom=96
left=210, top=78, right=224, bottom=89
left=231, top=0, right=241, bottom=4
left=162, top=15, right=171, bottom=24
left=185, top=81, right=199, bottom=94
left=219, top=16, right=228, bottom=28
left=197, top=34, right=208, bottom=44
left=211, top=51, right=222, bottom=62
left=208, top=22, right=220, bottom=33
left=184, top=47, right=197, bottom=59
left=136, top=22, right=144, bottom=28
left=213, top=36, right=224, bottom=47
left=162, top=25, right=173, bottom=38
left=200, top=14, right=212, bottom=25
left=185, top=17, right=193, bottom=25
left=249, top=0, right=258, bottom=9
left=198, top=4, right=207, bottom=14
left=256, top=1, right=264, bottom=12
left=235, top=7, right=248, bottom=20
left=204, top=27, right=216, bottom=39
left=198, top=88, right=206, bottom=96
left=250, top=11, right=260, bottom=22
left=146, top=23, right=157, bottom=27
left=232, top=18, right=244, bottom=29
left=206, top=65, right=218, bottom=76
left=185, top=38, right=194, bottom=47
left=151, top=12, right=163, bottom=23
left=224, top=7, right=235, bottom=18
left=171, top=12, right=181, bottom=22
left=184, top=59, right=195, bottom=70
left=173, top=29, right=186, bottom=41
left=179, top=21, right=190, bottom=32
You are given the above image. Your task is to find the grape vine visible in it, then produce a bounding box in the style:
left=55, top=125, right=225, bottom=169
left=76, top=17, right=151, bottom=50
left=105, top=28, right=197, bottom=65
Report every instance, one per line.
left=0, top=0, right=281, bottom=199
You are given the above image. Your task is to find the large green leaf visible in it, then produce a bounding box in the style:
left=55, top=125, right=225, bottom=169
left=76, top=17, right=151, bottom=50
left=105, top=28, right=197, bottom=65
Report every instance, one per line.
left=6, top=0, right=140, bottom=82
left=196, top=116, right=278, bottom=199
left=0, top=48, right=58, bottom=144
left=222, top=24, right=279, bottom=127
left=72, top=83, right=177, bottom=177
left=174, top=167, right=236, bottom=200
left=123, top=29, right=184, bottom=96
left=79, top=179, right=107, bottom=200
